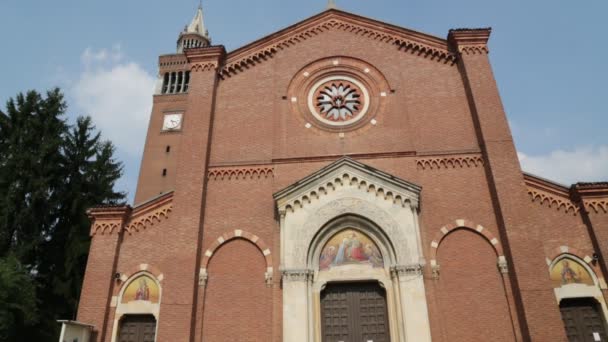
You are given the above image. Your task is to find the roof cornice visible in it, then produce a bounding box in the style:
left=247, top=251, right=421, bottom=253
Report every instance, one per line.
left=221, top=9, right=456, bottom=77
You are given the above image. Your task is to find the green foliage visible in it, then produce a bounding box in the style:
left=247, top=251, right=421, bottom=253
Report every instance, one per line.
left=0, top=255, right=38, bottom=341
left=0, top=89, right=126, bottom=341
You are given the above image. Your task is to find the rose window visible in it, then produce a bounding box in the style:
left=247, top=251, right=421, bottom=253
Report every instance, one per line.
left=316, top=82, right=362, bottom=122
left=307, top=76, right=370, bottom=127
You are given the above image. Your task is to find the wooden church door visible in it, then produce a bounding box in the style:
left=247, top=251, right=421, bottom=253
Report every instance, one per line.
left=321, top=282, right=390, bottom=342
left=118, top=315, right=156, bottom=342
left=560, top=298, right=608, bottom=342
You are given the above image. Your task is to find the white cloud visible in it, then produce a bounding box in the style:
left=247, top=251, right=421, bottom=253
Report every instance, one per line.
left=518, top=146, right=608, bottom=185
left=81, top=45, right=124, bottom=67
left=71, top=47, right=156, bottom=156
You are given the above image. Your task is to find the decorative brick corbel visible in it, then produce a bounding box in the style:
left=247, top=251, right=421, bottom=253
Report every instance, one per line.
left=448, top=28, right=491, bottom=55
left=87, top=205, right=132, bottom=236
left=184, top=46, right=226, bottom=73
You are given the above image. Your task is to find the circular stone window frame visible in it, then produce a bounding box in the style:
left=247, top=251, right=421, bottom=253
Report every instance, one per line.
left=288, top=56, right=391, bottom=133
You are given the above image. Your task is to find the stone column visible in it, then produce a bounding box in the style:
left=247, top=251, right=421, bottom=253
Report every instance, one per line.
left=449, top=28, right=567, bottom=341
left=155, top=46, right=225, bottom=342
left=77, top=206, right=131, bottom=342
left=282, top=270, right=312, bottom=342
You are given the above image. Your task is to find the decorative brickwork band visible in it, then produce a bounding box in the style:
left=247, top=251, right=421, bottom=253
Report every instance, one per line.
left=200, top=230, right=274, bottom=286
left=448, top=28, right=491, bottom=56
left=416, top=154, right=484, bottom=170
left=583, top=199, right=608, bottom=214
left=124, top=201, right=173, bottom=234
left=527, top=188, right=580, bottom=215
left=574, top=182, right=608, bottom=214
left=281, top=169, right=419, bottom=214
left=88, top=205, right=131, bottom=236
left=207, top=166, right=274, bottom=181
left=222, top=12, right=456, bottom=77
left=429, top=219, right=505, bottom=279
left=458, top=45, right=489, bottom=55
left=191, top=61, right=218, bottom=72
left=88, top=193, right=174, bottom=236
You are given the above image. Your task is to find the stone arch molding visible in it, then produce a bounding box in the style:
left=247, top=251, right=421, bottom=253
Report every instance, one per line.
left=274, top=157, right=423, bottom=270
left=548, top=251, right=608, bottom=324
left=110, top=267, right=163, bottom=342
left=429, top=219, right=507, bottom=278
left=199, top=230, right=274, bottom=286
left=273, top=157, right=432, bottom=342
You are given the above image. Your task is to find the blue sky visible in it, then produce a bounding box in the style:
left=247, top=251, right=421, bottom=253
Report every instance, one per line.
left=1, top=0, right=606, bottom=203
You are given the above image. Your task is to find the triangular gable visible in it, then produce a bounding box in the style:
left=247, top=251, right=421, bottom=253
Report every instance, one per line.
left=273, top=157, right=421, bottom=212
left=222, top=9, right=456, bottom=77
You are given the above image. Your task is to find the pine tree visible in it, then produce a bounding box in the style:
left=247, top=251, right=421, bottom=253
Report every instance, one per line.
left=40, top=116, right=125, bottom=325
left=0, top=89, right=126, bottom=341
left=0, top=89, right=65, bottom=266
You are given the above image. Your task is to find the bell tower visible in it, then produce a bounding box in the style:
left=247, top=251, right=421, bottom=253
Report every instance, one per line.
left=177, top=5, right=211, bottom=52
left=134, top=4, right=219, bottom=204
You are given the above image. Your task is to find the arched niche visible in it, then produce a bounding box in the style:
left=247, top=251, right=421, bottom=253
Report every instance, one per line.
left=110, top=272, right=161, bottom=342
left=549, top=254, right=608, bottom=327
left=307, top=215, right=396, bottom=272
left=306, top=215, right=402, bottom=342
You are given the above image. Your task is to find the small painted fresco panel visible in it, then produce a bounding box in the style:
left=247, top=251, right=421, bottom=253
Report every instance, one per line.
left=121, top=275, right=160, bottom=303
left=319, top=229, right=383, bottom=270
left=550, top=258, right=594, bottom=287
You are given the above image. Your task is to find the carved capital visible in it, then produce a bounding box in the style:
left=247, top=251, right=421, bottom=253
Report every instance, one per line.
left=497, top=256, right=509, bottom=274
left=265, top=270, right=274, bottom=287
left=281, top=269, right=313, bottom=282
left=431, top=264, right=441, bottom=280
left=390, top=264, right=424, bottom=278
left=199, top=268, right=208, bottom=286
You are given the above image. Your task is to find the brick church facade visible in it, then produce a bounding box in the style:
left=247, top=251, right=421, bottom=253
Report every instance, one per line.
left=74, top=6, right=608, bottom=342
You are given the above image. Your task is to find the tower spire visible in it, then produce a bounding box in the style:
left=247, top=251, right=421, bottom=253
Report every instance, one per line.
left=327, top=0, right=337, bottom=9
left=177, top=3, right=211, bottom=52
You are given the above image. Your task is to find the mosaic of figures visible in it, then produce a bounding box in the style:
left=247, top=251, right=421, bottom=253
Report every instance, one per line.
left=121, top=275, right=160, bottom=304
left=550, top=258, right=594, bottom=287
left=319, top=229, right=383, bottom=270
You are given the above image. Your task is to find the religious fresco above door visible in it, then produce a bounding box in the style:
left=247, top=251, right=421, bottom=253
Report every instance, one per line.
left=550, top=258, right=594, bottom=287
left=121, top=274, right=160, bottom=304
left=319, top=229, right=383, bottom=270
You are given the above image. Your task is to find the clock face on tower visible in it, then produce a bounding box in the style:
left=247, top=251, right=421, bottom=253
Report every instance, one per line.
left=162, top=113, right=183, bottom=131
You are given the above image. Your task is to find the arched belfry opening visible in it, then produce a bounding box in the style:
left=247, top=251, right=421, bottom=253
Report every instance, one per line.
left=274, top=157, right=432, bottom=342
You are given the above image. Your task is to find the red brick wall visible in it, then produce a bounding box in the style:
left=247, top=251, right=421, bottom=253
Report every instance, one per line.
left=202, top=239, right=272, bottom=342
left=134, top=94, right=186, bottom=204
left=435, top=229, right=515, bottom=342
left=78, top=13, right=608, bottom=342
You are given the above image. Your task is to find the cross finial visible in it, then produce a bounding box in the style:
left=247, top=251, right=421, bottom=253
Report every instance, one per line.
left=327, top=0, right=337, bottom=9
